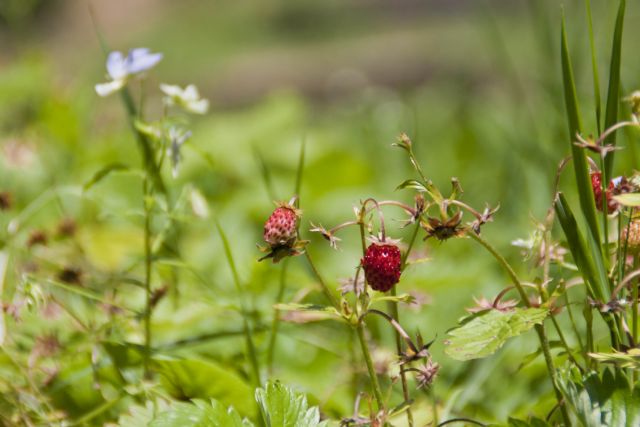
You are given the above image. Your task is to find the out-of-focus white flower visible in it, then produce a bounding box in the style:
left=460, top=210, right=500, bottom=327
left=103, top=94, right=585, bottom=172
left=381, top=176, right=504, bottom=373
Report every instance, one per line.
left=95, top=48, right=163, bottom=97
left=167, top=127, right=192, bottom=178
left=160, top=83, right=209, bottom=114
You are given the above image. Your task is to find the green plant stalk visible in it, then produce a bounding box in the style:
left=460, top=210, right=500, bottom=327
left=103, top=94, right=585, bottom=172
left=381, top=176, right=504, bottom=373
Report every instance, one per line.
left=143, top=178, right=153, bottom=379
left=467, top=232, right=571, bottom=426
left=600, top=157, right=610, bottom=264
left=356, top=322, right=385, bottom=410
left=267, top=259, right=289, bottom=375
left=215, top=220, right=261, bottom=388
left=388, top=287, right=413, bottom=426
left=388, top=221, right=422, bottom=427
left=564, top=292, right=586, bottom=365
left=633, top=255, right=638, bottom=346
left=303, top=251, right=385, bottom=411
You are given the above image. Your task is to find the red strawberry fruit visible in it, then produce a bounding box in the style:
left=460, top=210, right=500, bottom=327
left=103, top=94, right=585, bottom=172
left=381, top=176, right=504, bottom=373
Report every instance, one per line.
left=362, top=243, right=402, bottom=292
left=591, top=171, right=616, bottom=214
left=263, top=203, right=300, bottom=247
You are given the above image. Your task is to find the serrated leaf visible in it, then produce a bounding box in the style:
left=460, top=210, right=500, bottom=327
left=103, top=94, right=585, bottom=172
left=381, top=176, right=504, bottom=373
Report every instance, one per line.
left=153, top=359, right=255, bottom=417
left=150, top=399, right=254, bottom=427
left=255, top=382, right=328, bottom=427
left=444, top=308, right=548, bottom=360
left=558, top=369, right=640, bottom=427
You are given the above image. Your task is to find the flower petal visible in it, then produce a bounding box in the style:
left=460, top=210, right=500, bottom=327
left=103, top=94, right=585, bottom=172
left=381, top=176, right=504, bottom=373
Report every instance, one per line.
left=95, top=79, right=126, bottom=97
left=186, top=98, right=209, bottom=114
left=126, top=48, right=163, bottom=74
left=106, top=51, right=127, bottom=80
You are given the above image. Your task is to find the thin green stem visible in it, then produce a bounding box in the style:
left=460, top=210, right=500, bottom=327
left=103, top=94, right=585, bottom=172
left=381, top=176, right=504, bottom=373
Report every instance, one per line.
left=633, top=255, right=638, bottom=345
left=389, top=221, right=421, bottom=427
left=215, top=219, right=261, bottom=388
left=564, top=293, right=586, bottom=363
left=356, top=323, right=384, bottom=410
left=467, top=232, right=530, bottom=305
left=467, top=232, right=571, bottom=426
left=267, top=259, right=289, bottom=375
left=304, top=251, right=340, bottom=308
left=600, top=157, right=610, bottom=278
left=388, top=288, right=413, bottom=427
left=143, top=178, right=153, bottom=379
left=304, top=250, right=385, bottom=412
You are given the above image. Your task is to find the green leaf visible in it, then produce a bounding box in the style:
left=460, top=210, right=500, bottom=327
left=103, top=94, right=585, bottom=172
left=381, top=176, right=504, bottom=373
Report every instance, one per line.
left=444, top=307, right=548, bottom=361
left=150, top=399, right=254, bottom=427
left=603, top=0, right=626, bottom=180
left=554, top=193, right=608, bottom=301
left=612, top=193, right=640, bottom=207
left=83, top=163, right=132, bottom=191
left=584, top=0, right=601, bottom=131
left=561, top=14, right=601, bottom=254
left=255, top=381, right=328, bottom=427
left=396, top=179, right=428, bottom=192
left=273, top=303, right=341, bottom=323
left=153, top=358, right=255, bottom=417
left=589, top=348, right=640, bottom=369
left=116, top=402, right=159, bottom=427
left=558, top=369, right=640, bottom=427
left=370, top=293, right=416, bottom=305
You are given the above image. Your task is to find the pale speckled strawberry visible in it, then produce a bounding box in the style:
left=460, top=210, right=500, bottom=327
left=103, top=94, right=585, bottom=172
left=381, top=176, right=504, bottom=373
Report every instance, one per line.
left=263, top=204, right=300, bottom=247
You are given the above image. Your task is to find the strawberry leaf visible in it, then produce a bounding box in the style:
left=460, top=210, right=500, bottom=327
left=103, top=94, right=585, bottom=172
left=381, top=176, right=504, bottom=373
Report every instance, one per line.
left=444, top=307, right=548, bottom=361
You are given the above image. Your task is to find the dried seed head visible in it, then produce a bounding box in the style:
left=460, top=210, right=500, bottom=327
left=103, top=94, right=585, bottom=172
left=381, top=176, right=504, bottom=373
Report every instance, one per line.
left=27, top=230, right=48, bottom=248
left=622, top=219, right=640, bottom=252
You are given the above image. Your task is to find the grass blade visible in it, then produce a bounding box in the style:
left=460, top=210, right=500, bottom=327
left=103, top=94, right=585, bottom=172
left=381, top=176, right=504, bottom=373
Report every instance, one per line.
left=555, top=193, right=608, bottom=301
left=560, top=13, right=602, bottom=254
left=584, top=0, right=602, bottom=133
left=603, top=0, right=626, bottom=180
left=214, top=219, right=262, bottom=388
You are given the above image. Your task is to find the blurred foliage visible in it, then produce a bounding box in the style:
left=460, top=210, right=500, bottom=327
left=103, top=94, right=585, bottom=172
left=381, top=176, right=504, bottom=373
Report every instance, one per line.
left=0, top=0, right=639, bottom=425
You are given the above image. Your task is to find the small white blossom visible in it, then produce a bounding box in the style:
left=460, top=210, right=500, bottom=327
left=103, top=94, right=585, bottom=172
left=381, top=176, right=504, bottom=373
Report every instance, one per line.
left=95, top=48, right=163, bottom=97
left=160, top=83, right=209, bottom=114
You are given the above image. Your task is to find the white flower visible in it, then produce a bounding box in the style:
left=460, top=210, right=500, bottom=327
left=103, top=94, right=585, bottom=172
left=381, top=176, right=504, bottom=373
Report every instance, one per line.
left=95, top=48, right=163, bottom=97
left=160, top=83, right=209, bottom=114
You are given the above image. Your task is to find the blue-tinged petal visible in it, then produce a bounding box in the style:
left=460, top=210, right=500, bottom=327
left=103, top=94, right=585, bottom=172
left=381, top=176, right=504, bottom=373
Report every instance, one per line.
left=125, top=48, right=163, bottom=74
left=106, top=51, right=127, bottom=80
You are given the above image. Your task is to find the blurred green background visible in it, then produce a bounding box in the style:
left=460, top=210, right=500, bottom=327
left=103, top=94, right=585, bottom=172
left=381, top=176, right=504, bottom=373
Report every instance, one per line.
left=1, top=0, right=640, bottom=424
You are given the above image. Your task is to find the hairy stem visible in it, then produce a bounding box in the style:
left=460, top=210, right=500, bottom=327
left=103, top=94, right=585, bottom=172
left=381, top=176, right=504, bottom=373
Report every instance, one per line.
left=356, top=323, right=385, bottom=410
left=468, top=232, right=571, bottom=426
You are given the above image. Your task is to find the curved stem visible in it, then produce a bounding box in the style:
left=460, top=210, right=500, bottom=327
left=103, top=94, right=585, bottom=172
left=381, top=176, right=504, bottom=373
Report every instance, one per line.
left=466, top=232, right=530, bottom=305
left=437, top=418, right=487, bottom=427
left=356, top=323, right=384, bottom=411
left=467, top=232, right=571, bottom=426
left=303, top=251, right=340, bottom=308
